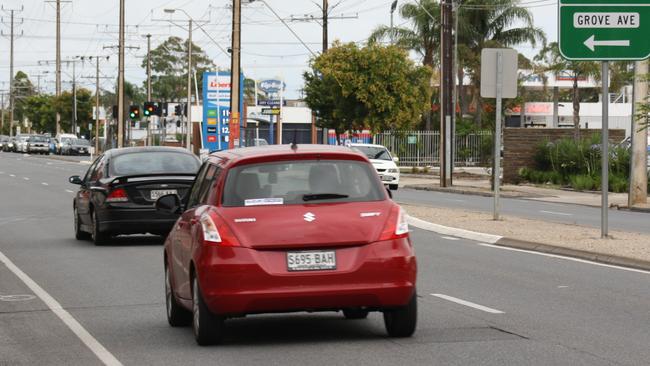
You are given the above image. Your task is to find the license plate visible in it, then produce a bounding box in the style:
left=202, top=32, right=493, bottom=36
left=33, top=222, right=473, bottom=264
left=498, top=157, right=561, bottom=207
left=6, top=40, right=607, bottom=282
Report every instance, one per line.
left=287, top=251, right=336, bottom=272
left=150, top=189, right=177, bottom=200
left=381, top=175, right=392, bottom=181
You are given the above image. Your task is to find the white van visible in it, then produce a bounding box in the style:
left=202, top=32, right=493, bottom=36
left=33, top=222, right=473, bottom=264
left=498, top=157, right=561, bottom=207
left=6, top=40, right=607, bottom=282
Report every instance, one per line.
left=55, top=133, right=77, bottom=155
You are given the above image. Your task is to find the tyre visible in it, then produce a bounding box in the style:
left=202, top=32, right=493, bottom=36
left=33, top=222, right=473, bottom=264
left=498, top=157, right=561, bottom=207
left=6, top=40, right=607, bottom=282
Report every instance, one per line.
left=389, top=184, right=399, bottom=191
left=91, top=210, right=110, bottom=246
left=192, top=275, right=225, bottom=346
left=383, top=293, right=417, bottom=338
left=165, top=264, right=191, bottom=327
left=74, top=206, right=90, bottom=240
left=343, top=308, right=369, bottom=319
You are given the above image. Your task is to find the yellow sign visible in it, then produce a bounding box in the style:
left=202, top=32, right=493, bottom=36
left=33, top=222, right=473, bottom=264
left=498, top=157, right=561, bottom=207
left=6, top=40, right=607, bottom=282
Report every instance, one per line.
left=207, top=118, right=217, bottom=125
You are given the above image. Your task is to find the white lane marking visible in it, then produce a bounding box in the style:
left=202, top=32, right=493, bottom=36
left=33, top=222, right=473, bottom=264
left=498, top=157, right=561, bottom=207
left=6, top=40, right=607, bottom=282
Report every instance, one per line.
left=557, top=286, right=570, bottom=289
left=445, top=198, right=466, bottom=203
left=539, top=210, right=573, bottom=217
left=431, top=293, right=505, bottom=314
left=478, top=243, right=650, bottom=275
left=407, top=215, right=503, bottom=244
left=441, top=236, right=460, bottom=241
left=9, top=174, right=15, bottom=177
left=42, top=182, right=49, bottom=186
left=23, top=177, right=30, bottom=181
left=65, top=189, right=74, bottom=194
left=0, top=250, right=123, bottom=366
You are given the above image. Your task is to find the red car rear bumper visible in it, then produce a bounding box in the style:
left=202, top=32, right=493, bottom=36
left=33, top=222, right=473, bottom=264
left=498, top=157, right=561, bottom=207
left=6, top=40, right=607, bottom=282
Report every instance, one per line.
left=195, top=238, right=416, bottom=316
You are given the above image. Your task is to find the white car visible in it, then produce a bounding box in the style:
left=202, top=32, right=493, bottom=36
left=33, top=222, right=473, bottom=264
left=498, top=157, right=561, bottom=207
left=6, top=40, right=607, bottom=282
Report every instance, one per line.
left=15, top=135, right=31, bottom=153
left=350, top=143, right=400, bottom=190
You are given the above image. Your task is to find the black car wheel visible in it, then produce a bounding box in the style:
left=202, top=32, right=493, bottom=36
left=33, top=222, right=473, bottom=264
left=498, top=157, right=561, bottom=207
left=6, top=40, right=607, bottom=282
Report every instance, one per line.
left=383, top=293, right=417, bottom=338
left=165, top=264, right=191, bottom=327
left=74, top=206, right=90, bottom=240
left=192, top=275, right=225, bottom=346
left=91, top=210, right=110, bottom=246
left=389, top=184, right=399, bottom=191
left=343, top=308, right=369, bottom=319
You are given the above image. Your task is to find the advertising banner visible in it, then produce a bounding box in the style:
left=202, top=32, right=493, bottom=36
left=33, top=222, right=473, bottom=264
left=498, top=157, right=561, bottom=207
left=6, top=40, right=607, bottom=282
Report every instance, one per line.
left=202, top=71, right=244, bottom=151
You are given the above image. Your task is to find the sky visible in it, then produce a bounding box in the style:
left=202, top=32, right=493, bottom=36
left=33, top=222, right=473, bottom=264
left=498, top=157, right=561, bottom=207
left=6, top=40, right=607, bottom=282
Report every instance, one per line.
left=0, top=0, right=559, bottom=100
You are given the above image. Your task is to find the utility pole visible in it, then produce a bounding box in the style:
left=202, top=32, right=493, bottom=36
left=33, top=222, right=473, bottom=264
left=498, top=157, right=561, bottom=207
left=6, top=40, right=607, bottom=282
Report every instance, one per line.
left=45, top=0, right=70, bottom=134
left=629, top=60, right=649, bottom=207
left=117, top=0, right=125, bottom=148
left=230, top=0, right=242, bottom=149
left=187, top=20, right=193, bottom=151
left=2, top=7, right=23, bottom=137
left=72, top=61, right=77, bottom=135
left=95, top=56, right=100, bottom=153
left=322, top=0, right=328, bottom=52
left=440, top=0, right=453, bottom=187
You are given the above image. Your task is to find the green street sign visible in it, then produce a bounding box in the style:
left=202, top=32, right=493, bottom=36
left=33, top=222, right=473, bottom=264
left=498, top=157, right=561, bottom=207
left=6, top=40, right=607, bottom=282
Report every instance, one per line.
left=559, top=0, right=650, bottom=60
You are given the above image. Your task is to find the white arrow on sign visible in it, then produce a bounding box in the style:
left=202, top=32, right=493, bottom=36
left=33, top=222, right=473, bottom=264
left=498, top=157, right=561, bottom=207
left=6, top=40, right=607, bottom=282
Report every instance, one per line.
left=584, top=35, right=630, bottom=52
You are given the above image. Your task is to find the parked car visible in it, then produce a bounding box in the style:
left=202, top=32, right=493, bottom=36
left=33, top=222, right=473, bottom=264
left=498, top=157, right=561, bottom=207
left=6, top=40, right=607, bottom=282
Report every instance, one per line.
left=350, top=143, right=401, bottom=190
left=61, top=138, right=91, bottom=156
left=14, top=134, right=31, bottom=153
left=0, top=135, right=9, bottom=151
left=55, top=133, right=78, bottom=155
left=3, top=137, right=16, bottom=152
left=157, top=144, right=417, bottom=345
left=26, top=135, right=51, bottom=155
left=69, top=146, right=201, bottom=245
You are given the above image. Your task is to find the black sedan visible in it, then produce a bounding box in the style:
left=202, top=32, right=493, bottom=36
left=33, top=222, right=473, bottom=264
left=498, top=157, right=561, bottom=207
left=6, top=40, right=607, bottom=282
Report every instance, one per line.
left=69, top=146, right=201, bottom=245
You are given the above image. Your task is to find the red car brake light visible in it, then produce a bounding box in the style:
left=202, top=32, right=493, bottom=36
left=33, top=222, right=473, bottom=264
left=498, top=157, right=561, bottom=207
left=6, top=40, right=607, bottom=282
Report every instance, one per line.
left=200, top=211, right=241, bottom=247
left=378, top=205, right=409, bottom=241
left=106, top=187, right=129, bottom=203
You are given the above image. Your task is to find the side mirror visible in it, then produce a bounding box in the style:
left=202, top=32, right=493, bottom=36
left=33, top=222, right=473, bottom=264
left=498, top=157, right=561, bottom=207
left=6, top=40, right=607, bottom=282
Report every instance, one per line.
left=392, top=156, right=399, bottom=163
left=155, top=194, right=183, bottom=215
left=69, top=175, right=83, bottom=185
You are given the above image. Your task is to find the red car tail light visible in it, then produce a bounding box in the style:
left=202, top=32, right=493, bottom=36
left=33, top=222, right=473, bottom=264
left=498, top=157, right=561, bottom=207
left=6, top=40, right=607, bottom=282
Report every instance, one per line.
left=200, top=212, right=241, bottom=247
left=378, top=205, right=409, bottom=241
left=106, top=188, right=129, bottom=203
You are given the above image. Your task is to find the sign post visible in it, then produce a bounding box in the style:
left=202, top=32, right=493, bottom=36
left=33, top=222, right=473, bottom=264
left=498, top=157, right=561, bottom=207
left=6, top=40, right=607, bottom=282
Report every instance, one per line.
left=481, top=48, right=518, bottom=221
left=559, top=0, right=650, bottom=238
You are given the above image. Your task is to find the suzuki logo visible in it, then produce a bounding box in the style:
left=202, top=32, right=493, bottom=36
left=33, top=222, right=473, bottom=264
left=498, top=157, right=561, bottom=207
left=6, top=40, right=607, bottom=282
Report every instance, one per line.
left=303, top=212, right=316, bottom=222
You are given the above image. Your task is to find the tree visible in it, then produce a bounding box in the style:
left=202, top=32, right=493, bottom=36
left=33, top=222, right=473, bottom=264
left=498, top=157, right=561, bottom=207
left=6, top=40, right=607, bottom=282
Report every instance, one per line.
left=303, top=42, right=432, bottom=141
left=459, top=0, right=546, bottom=125
left=143, top=36, right=215, bottom=102
left=535, top=42, right=599, bottom=140
left=13, top=71, right=36, bottom=125
left=368, top=1, right=440, bottom=130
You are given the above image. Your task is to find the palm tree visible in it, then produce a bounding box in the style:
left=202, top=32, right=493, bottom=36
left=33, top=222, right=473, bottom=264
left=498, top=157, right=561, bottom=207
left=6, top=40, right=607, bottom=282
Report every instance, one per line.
left=368, top=1, right=441, bottom=69
left=368, top=1, right=440, bottom=130
left=458, top=0, right=546, bottom=125
left=535, top=42, right=599, bottom=140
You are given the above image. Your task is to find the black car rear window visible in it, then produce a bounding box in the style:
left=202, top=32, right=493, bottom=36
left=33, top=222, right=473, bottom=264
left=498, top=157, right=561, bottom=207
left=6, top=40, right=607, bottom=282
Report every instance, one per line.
left=222, top=160, right=384, bottom=207
left=110, top=152, right=200, bottom=177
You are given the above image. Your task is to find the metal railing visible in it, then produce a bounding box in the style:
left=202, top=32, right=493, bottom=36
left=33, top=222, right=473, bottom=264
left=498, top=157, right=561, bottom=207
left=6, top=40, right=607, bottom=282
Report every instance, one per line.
left=373, top=131, right=492, bottom=167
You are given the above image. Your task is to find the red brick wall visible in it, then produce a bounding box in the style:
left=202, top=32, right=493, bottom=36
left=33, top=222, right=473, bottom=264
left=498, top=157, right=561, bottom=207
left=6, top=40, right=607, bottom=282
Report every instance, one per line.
left=503, top=128, right=626, bottom=184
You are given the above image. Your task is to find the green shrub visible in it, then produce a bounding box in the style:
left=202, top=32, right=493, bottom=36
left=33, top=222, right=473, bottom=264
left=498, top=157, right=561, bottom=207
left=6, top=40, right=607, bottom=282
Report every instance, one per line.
left=609, top=174, right=628, bottom=193
left=570, top=175, right=595, bottom=191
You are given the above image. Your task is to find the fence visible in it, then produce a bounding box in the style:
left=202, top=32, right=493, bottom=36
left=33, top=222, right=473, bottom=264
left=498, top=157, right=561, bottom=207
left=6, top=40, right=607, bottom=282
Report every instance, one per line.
left=373, top=131, right=492, bottom=167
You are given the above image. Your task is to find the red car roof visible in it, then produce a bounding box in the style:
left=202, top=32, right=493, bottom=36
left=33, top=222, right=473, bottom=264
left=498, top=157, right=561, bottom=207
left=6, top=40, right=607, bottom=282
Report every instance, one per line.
left=207, top=144, right=369, bottom=168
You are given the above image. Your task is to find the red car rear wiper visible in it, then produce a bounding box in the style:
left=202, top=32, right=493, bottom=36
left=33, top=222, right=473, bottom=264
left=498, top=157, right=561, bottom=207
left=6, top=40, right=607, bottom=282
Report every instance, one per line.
left=302, top=193, right=349, bottom=202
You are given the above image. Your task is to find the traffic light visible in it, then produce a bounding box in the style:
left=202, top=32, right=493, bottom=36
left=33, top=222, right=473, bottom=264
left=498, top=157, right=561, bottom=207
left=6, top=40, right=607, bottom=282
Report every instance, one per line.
left=129, top=105, right=140, bottom=120
left=143, top=102, right=156, bottom=117
left=174, top=104, right=182, bottom=116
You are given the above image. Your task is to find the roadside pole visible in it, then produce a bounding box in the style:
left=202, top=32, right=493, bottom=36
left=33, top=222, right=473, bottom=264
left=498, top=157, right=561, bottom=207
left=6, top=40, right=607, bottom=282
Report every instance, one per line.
left=480, top=48, right=518, bottom=221
left=601, top=62, right=609, bottom=238
left=493, top=52, right=503, bottom=220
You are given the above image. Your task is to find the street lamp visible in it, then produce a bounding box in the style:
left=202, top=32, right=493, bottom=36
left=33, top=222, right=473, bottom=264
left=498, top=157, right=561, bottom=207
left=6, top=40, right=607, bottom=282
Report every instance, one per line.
left=163, top=8, right=193, bottom=152
left=390, top=1, right=398, bottom=45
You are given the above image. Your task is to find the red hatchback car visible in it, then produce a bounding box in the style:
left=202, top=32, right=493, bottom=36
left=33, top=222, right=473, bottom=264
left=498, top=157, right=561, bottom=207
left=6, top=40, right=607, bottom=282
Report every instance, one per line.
left=156, top=144, right=417, bottom=345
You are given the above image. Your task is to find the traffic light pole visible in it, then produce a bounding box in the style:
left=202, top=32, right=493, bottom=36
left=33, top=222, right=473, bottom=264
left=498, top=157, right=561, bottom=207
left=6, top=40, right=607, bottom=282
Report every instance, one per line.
left=117, top=0, right=125, bottom=148
left=146, top=34, right=152, bottom=146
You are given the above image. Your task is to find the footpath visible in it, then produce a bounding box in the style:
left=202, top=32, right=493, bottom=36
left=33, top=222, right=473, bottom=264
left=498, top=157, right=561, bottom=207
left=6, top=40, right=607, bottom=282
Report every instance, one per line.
left=399, top=172, right=650, bottom=271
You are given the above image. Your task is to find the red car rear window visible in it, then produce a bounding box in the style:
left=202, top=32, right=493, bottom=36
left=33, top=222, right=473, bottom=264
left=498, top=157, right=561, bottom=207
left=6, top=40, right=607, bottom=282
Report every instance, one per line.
left=222, top=160, right=385, bottom=207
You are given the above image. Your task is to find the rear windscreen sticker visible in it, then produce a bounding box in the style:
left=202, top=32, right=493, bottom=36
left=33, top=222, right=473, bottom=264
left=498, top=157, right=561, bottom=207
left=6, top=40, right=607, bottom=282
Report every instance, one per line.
left=244, top=198, right=284, bottom=206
